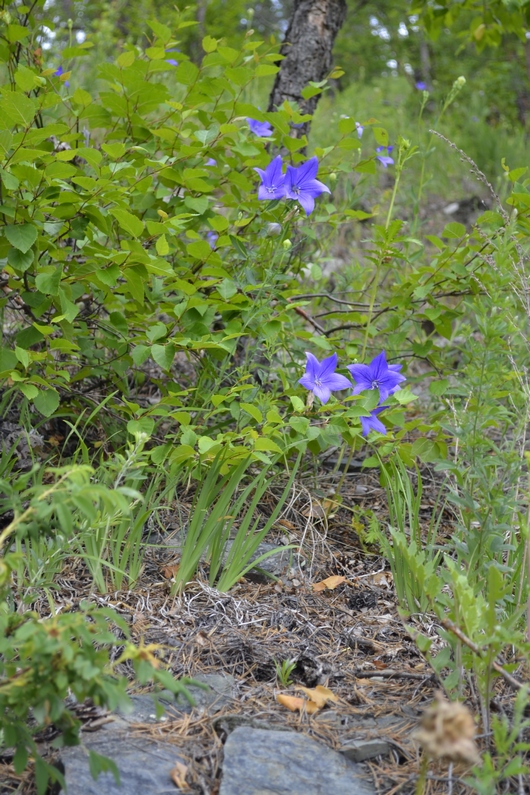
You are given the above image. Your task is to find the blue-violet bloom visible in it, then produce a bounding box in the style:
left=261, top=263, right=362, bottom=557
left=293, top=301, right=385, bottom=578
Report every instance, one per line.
left=299, top=352, right=351, bottom=405
left=356, top=122, right=364, bottom=138
left=247, top=118, right=273, bottom=137
left=206, top=231, right=218, bottom=249
left=375, top=146, right=394, bottom=168
left=360, top=406, right=388, bottom=436
left=347, top=350, right=406, bottom=402
left=166, top=49, right=179, bottom=66
left=54, top=65, right=69, bottom=87
left=254, top=155, right=286, bottom=201
left=284, top=156, right=331, bottom=216
left=205, top=157, right=217, bottom=166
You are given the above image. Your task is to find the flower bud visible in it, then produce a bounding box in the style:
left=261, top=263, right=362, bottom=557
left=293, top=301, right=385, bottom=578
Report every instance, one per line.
left=282, top=239, right=292, bottom=251
left=455, top=76, right=466, bottom=89
left=266, top=222, right=282, bottom=237
left=328, top=172, right=337, bottom=182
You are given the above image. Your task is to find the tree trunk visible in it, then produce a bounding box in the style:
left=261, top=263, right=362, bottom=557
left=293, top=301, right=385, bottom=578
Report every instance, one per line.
left=267, top=0, right=347, bottom=138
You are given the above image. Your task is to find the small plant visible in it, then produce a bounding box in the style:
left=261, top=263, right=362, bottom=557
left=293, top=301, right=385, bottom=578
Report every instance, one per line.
left=274, top=658, right=297, bottom=687
left=172, top=452, right=301, bottom=593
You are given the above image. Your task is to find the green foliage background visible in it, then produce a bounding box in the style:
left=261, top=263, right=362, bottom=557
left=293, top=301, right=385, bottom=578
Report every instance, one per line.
left=0, top=0, right=529, bottom=790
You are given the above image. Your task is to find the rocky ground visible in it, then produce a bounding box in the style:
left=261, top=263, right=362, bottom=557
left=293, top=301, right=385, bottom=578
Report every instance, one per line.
left=1, top=460, right=494, bottom=795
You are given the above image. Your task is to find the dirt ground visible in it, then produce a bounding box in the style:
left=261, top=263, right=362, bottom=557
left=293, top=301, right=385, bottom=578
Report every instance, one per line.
left=3, top=457, right=525, bottom=795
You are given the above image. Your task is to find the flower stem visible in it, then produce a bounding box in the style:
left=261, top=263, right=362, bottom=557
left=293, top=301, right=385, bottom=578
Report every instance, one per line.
left=415, top=754, right=430, bottom=795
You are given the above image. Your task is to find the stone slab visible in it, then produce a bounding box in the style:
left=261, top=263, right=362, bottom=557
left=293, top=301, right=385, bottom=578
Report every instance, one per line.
left=219, top=727, right=375, bottom=795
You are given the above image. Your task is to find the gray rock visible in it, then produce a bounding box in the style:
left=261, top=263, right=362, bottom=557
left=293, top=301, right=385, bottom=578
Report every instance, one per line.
left=341, top=739, right=392, bottom=762
left=60, top=735, right=185, bottom=794
left=219, top=727, right=375, bottom=795
left=160, top=672, right=235, bottom=713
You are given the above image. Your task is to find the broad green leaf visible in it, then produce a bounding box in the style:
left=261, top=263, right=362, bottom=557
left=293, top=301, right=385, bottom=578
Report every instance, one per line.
left=110, top=208, right=145, bottom=238
left=151, top=343, right=175, bottom=370
left=241, top=403, right=263, bottom=423
left=442, top=222, right=466, bottom=239
left=156, top=234, right=169, bottom=255
left=19, top=382, right=39, bottom=400
left=373, top=127, right=389, bottom=146
left=254, top=437, right=282, bottom=453
left=0, top=92, right=37, bottom=127
left=117, top=51, right=136, bottom=67
left=34, top=388, right=60, bottom=417
left=127, top=418, right=155, bottom=437
left=4, top=224, right=37, bottom=253
left=202, top=36, right=217, bottom=53
left=35, top=266, right=62, bottom=296
left=187, top=240, right=211, bottom=259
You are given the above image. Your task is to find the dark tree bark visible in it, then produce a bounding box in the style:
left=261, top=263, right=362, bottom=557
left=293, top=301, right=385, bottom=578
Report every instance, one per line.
left=267, top=0, right=347, bottom=138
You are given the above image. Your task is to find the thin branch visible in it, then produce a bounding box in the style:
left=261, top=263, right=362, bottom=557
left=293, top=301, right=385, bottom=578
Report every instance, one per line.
left=440, top=618, right=525, bottom=691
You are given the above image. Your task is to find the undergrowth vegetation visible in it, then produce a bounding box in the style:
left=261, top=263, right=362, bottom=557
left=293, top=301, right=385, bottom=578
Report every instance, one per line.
left=0, top=1, right=529, bottom=792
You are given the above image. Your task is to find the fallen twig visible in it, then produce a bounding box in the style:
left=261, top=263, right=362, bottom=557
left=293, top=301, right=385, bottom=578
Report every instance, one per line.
left=440, top=618, right=525, bottom=691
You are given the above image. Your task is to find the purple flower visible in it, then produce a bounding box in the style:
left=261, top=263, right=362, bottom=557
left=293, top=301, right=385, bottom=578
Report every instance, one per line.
left=356, top=122, right=364, bottom=139
left=299, top=352, right=351, bottom=405
left=247, top=118, right=273, bottom=137
left=347, top=351, right=406, bottom=402
left=206, top=231, right=218, bottom=249
left=360, top=406, right=388, bottom=436
left=375, top=146, right=394, bottom=168
left=54, top=65, right=69, bottom=87
left=284, top=157, right=331, bottom=216
left=206, top=158, right=217, bottom=166
left=166, top=49, right=179, bottom=66
left=415, top=81, right=427, bottom=91
left=254, top=155, right=286, bottom=201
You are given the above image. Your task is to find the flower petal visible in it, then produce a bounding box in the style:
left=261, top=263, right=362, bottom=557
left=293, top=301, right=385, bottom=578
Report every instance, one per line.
left=318, top=352, right=338, bottom=378
left=347, top=363, right=373, bottom=390
left=370, top=351, right=389, bottom=380
left=298, top=192, right=315, bottom=216
left=297, top=156, right=319, bottom=183
left=312, top=383, right=331, bottom=404
left=324, top=373, right=352, bottom=391
left=304, top=178, right=331, bottom=196
left=360, top=406, right=388, bottom=436
left=304, top=351, right=321, bottom=380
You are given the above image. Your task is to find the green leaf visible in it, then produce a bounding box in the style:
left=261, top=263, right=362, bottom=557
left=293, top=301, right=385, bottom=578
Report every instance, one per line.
left=338, top=117, right=356, bottom=135
left=34, top=388, right=60, bottom=417
left=110, top=208, right=145, bottom=238
left=156, top=234, right=169, bottom=255
left=8, top=247, right=33, bottom=272
left=442, top=222, right=466, bottom=239
left=102, top=142, right=126, bottom=159
left=392, top=387, right=418, bottom=405
left=187, top=240, right=212, bottom=259
left=6, top=23, right=30, bottom=43
left=4, top=223, right=37, bottom=253
left=241, top=403, right=263, bottom=423
left=202, top=36, right=217, bottom=53
left=0, top=92, right=37, bottom=127
left=175, top=61, right=199, bottom=85
left=117, top=51, right=136, bottom=67
left=198, top=435, right=219, bottom=454
left=151, top=343, right=175, bottom=370
left=290, top=396, right=305, bottom=412
left=35, top=266, right=62, bottom=296
left=429, top=378, right=449, bottom=397
left=254, top=437, right=282, bottom=453
left=255, top=64, right=279, bottom=76
left=373, top=127, right=389, bottom=146
left=127, top=418, right=155, bottom=437
left=19, top=382, right=39, bottom=399
left=15, top=346, right=30, bottom=368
